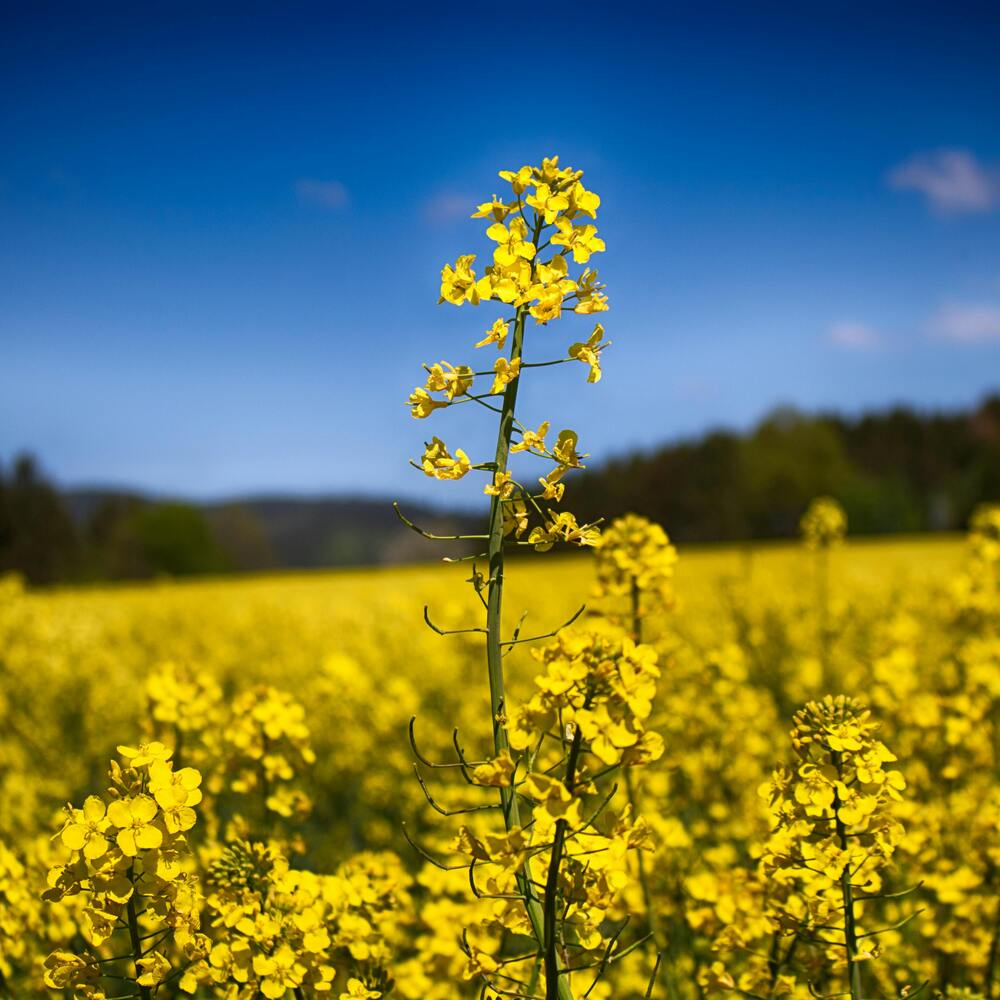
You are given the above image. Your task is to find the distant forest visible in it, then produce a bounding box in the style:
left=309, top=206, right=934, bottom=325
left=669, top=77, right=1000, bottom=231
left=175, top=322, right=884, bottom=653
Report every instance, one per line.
left=2, top=394, right=998, bottom=584
left=572, top=394, right=1000, bottom=542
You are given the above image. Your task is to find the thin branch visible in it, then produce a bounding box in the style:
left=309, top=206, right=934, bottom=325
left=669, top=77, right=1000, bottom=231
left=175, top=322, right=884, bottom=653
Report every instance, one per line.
left=393, top=501, right=488, bottom=541
left=501, top=605, right=586, bottom=648
left=408, top=716, right=486, bottom=769
left=412, top=764, right=500, bottom=816
left=856, top=909, right=923, bottom=939
left=424, top=605, right=487, bottom=636
left=400, top=822, right=467, bottom=871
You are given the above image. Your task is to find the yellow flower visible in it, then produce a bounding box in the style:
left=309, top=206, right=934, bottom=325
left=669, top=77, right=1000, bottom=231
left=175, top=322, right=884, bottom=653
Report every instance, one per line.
left=491, top=357, right=521, bottom=395
left=473, top=750, right=517, bottom=787
left=551, top=218, right=606, bottom=263
left=117, top=741, right=172, bottom=768
left=574, top=268, right=609, bottom=313
left=60, top=796, right=110, bottom=860
left=439, top=254, right=491, bottom=306
left=464, top=943, right=500, bottom=979
left=484, top=471, right=514, bottom=500
left=538, top=472, right=565, bottom=502
left=574, top=703, right=640, bottom=765
left=106, top=795, right=162, bottom=856
left=568, top=323, right=607, bottom=383
left=475, top=317, right=509, bottom=350
left=566, top=181, right=600, bottom=219
left=498, top=164, right=534, bottom=194
left=148, top=761, right=202, bottom=833
left=454, top=826, right=529, bottom=867
left=471, top=195, right=513, bottom=222
left=799, top=496, right=847, bottom=549
left=420, top=437, right=471, bottom=480
left=528, top=511, right=600, bottom=551
left=340, top=979, right=382, bottom=1000
left=552, top=429, right=586, bottom=470
left=537, top=155, right=578, bottom=186
left=406, top=387, right=447, bottom=419
left=512, top=421, right=549, bottom=455
left=486, top=217, right=536, bottom=267
left=43, top=951, right=100, bottom=989
left=534, top=253, right=571, bottom=286
left=425, top=360, right=474, bottom=400
left=502, top=499, right=529, bottom=538
left=253, top=945, right=304, bottom=999
left=523, top=773, right=582, bottom=829
left=529, top=283, right=571, bottom=323
left=593, top=513, right=677, bottom=621
left=526, top=183, right=569, bottom=224
left=136, top=951, right=170, bottom=988
left=486, top=258, right=532, bottom=304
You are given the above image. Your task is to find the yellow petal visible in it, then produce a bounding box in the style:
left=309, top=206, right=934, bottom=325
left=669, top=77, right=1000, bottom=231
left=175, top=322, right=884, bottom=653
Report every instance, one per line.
left=60, top=824, right=87, bottom=851
left=82, top=796, right=106, bottom=822
left=135, top=824, right=163, bottom=850
left=132, top=795, right=158, bottom=823
left=117, top=829, right=138, bottom=856
left=106, top=799, right=132, bottom=828
left=83, top=834, right=109, bottom=860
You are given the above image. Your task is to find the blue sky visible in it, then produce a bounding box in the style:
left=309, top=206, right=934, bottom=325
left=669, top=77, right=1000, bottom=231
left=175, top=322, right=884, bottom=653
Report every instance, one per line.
left=2, top=2, right=999, bottom=501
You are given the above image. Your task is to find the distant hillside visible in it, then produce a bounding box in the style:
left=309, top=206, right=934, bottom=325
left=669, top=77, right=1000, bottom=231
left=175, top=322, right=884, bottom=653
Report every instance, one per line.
left=4, top=393, right=999, bottom=584
left=62, top=490, right=479, bottom=571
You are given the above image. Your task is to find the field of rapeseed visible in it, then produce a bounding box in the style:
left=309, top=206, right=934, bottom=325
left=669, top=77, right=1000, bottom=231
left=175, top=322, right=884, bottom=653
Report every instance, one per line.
left=2, top=522, right=998, bottom=1000
left=2, top=157, right=999, bottom=1000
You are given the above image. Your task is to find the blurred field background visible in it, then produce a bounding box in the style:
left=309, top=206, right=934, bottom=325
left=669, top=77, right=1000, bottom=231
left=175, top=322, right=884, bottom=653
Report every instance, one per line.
left=5, top=524, right=998, bottom=998
left=1, top=529, right=968, bottom=857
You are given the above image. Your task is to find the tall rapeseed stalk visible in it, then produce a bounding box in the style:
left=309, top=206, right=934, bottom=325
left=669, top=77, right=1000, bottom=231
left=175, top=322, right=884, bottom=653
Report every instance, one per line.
left=400, top=158, right=660, bottom=1000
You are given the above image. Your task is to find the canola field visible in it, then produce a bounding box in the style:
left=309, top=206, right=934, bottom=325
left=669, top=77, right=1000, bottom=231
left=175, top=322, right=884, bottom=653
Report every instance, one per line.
left=1, top=521, right=998, bottom=1000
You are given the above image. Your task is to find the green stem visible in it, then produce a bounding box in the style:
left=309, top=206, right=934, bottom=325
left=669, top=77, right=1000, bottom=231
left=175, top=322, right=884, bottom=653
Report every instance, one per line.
left=630, top=577, right=642, bottom=643
left=483, top=219, right=573, bottom=1000
left=832, top=753, right=863, bottom=1000
left=125, top=872, right=151, bottom=1000
left=544, top=722, right=586, bottom=998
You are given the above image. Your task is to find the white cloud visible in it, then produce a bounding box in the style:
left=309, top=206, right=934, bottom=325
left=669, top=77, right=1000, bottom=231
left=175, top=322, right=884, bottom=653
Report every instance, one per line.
left=827, top=321, right=880, bottom=350
left=887, top=149, right=999, bottom=215
left=294, top=178, right=349, bottom=209
left=928, top=302, right=1000, bottom=344
left=422, top=191, right=474, bottom=225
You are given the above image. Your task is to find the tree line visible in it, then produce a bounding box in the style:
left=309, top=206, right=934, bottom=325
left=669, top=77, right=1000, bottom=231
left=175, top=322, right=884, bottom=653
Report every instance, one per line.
left=571, top=394, right=1000, bottom=542
left=2, top=394, right=998, bottom=584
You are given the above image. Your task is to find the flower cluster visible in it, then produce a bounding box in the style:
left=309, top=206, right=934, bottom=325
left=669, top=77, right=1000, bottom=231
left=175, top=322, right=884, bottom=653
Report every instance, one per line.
left=593, top=514, right=678, bottom=631
left=799, top=497, right=847, bottom=550
left=948, top=505, right=1000, bottom=627
left=1, top=840, right=46, bottom=986
left=762, top=696, right=906, bottom=888
left=42, top=742, right=205, bottom=996
left=223, top=685, right=316, bottom=826
left=437, top=158, right=606, bottom=318
left=508, top=629, right=664, bottom=769
left=406, top=155, right=608, bottom=553
left=968, top=502, right=1000, bottom=565
left=754, top=697, right=908, bottom=998
left=146, top=659, right=224, bottom=755
left=438, top=629, right=663, bottom=993
left=182, top=841, right=411, bottom=999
